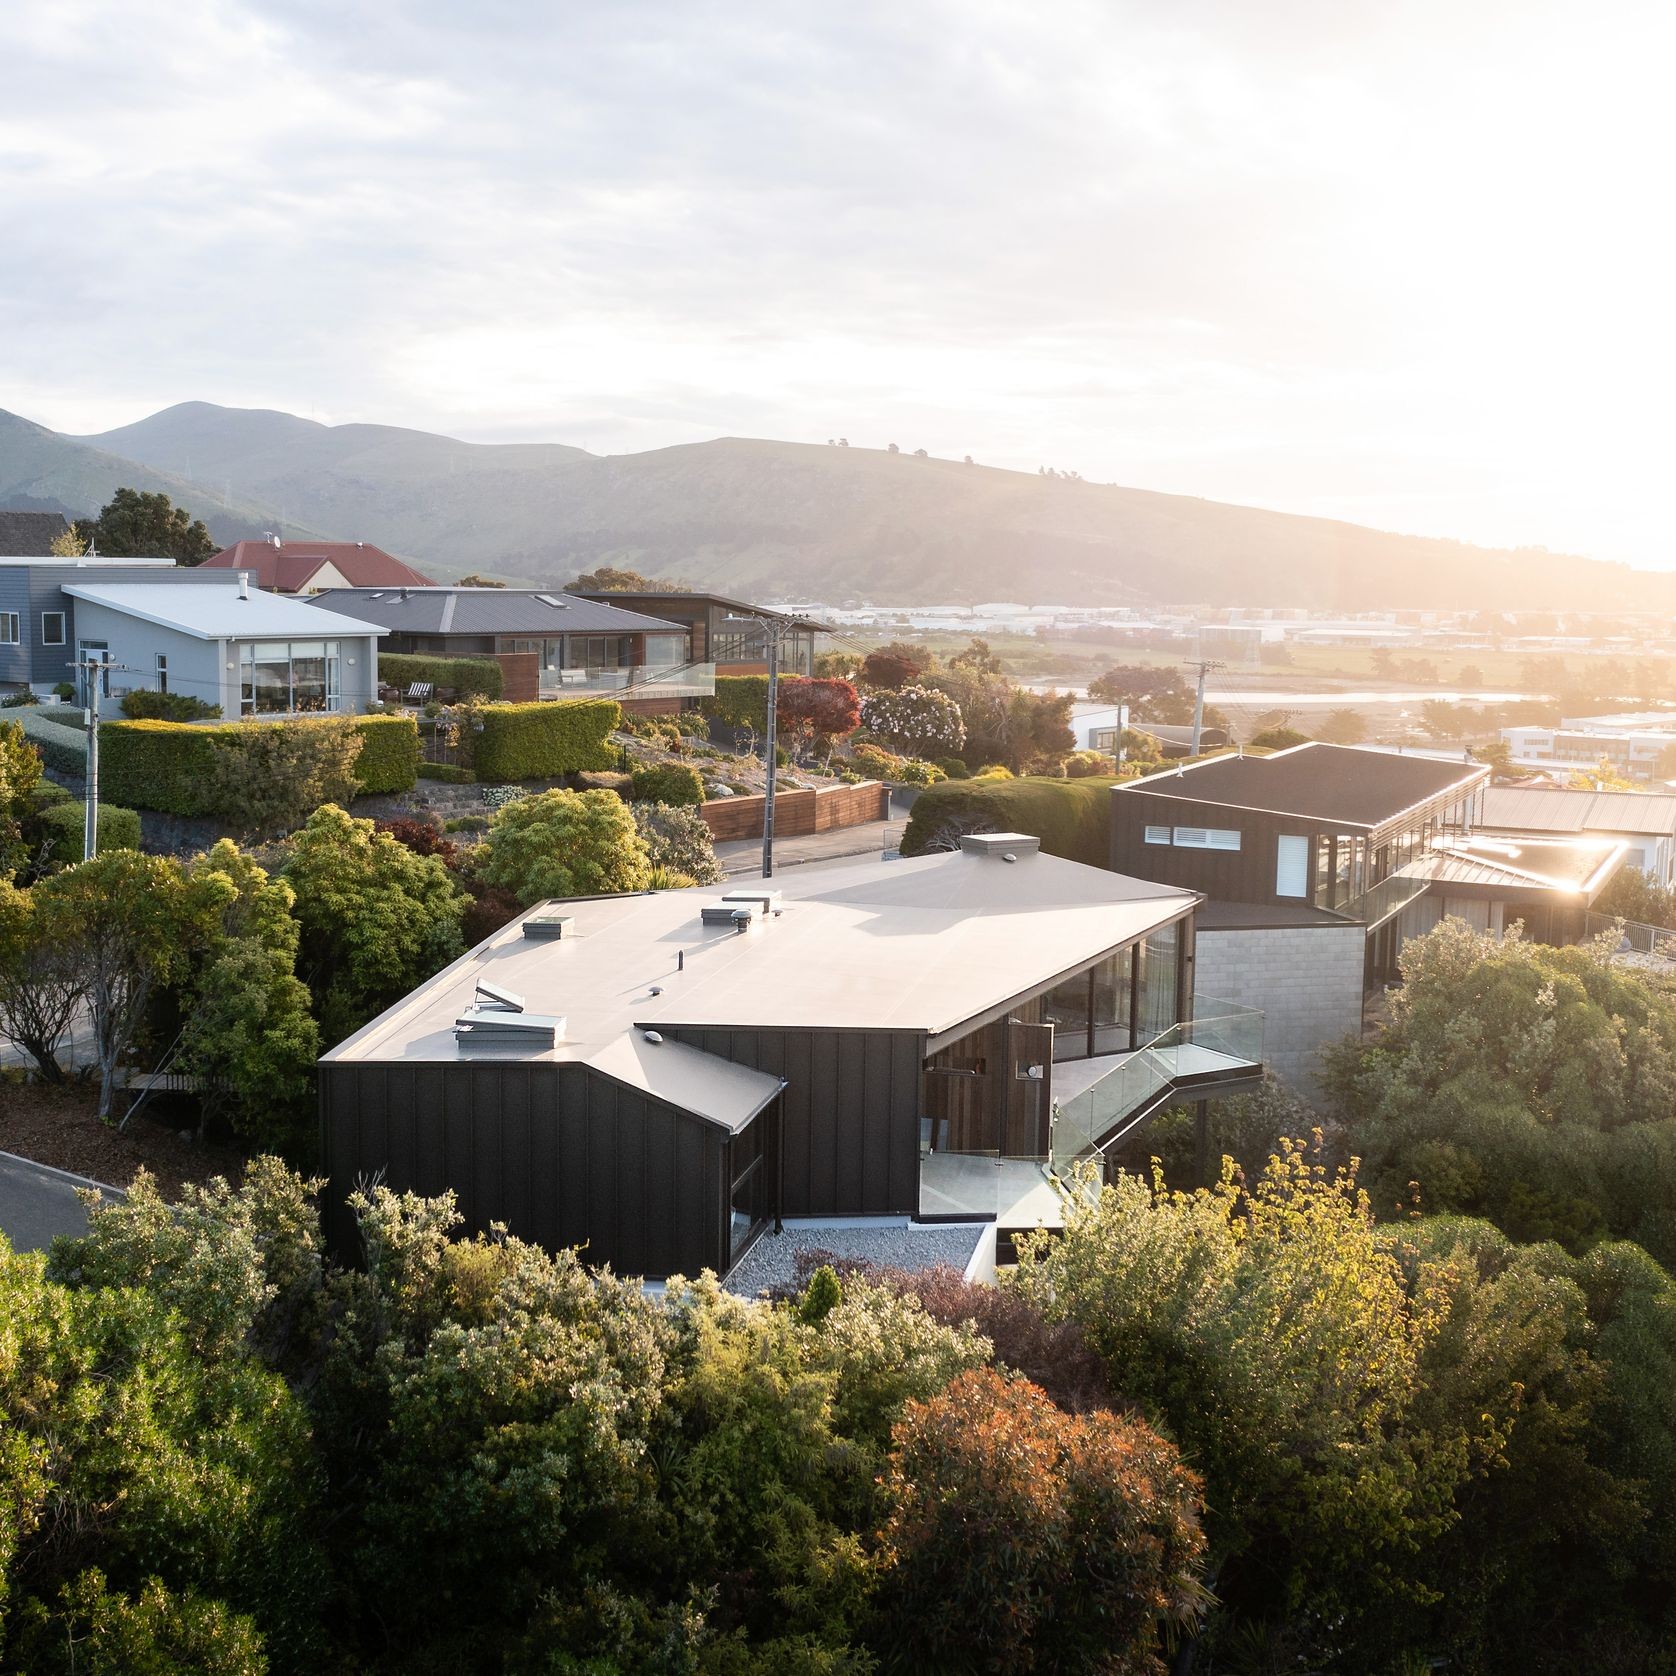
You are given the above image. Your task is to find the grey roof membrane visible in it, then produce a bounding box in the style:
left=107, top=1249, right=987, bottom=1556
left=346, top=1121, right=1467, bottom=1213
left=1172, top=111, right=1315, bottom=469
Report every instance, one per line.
left=306, top=587, right=691, bottom=637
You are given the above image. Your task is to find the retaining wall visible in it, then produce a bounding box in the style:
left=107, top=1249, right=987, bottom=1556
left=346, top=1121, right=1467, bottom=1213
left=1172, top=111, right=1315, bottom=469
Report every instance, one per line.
left=699, top=780, right=889, bottom=842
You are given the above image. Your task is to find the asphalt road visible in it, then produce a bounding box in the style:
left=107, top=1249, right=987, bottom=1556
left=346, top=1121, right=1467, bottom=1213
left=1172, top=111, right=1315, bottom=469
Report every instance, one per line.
left=0, top=1151, right=122, bottom=1253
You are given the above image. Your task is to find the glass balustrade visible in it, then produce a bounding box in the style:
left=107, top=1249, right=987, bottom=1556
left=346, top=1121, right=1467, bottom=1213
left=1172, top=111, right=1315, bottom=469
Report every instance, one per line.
left=1338, top=868, right=1433, bottom=929
left=538, top=661, right=716, bottom=698
left=1047, top=1001, right=1264, bottom=1178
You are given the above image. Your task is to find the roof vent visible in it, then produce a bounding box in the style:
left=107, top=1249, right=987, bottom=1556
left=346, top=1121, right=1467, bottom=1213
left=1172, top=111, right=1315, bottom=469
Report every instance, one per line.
left=523, top=913, right=576, bottom=940
left=721, top=888, right=782, bottom=914
left=702, top=900, right=764, bottom=929
left=454, top=1009, right=563, bottom=1047
left=237, top=571, right=250, bottom=600
left=959, top=832, right=1041, bottom=858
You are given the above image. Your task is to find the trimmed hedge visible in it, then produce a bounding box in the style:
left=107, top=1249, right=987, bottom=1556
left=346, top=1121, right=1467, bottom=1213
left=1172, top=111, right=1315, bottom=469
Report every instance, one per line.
left=119, top=689, right=222, bottom=721
left=628, top=762, right=704, bottom=806
left=38, top=800, right=142, bottom=863
left=380, top=652, right=503, bottom=700
left=473, top=699, right=621, bottom=783
left=352, top=714, right=421, bottom=793
left=899, top=776, right=1120, bottom=869
left=99, top=713, right=419, bottom=816
left=12, top=710, right=87, bottom=775
left=417, top=761, right=476, bottom=783
left=702, top=675, right=770, bottom=732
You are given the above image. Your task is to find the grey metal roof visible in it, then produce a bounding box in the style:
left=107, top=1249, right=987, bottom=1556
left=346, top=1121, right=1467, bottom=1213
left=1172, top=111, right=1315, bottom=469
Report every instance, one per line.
left=1120, top=742, right=1487, bottom=830
left=323, top=848, right=1199, bottom=1121
left=62, top=582, right=388, bottom=642
left=0, top=511, right=71, bottom=555
left=1411, top=835, right=1626, bottom=895
left=1480, top=786, right=1676, bottom=839
left=573, top=590, right=833, bottom=634
left=307, top=587, right=689, bottom=637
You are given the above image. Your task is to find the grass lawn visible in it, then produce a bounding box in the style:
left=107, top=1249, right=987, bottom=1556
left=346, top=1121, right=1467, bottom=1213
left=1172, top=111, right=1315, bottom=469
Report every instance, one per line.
left=0, top=1077, right=246, bottom=1199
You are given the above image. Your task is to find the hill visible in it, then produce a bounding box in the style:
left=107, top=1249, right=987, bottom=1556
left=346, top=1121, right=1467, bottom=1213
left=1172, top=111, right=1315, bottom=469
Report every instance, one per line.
left=0, top=399, right=1663, bottom=610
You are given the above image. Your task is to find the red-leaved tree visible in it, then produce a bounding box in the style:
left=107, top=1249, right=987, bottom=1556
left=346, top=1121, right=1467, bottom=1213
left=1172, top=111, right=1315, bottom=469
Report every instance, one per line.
left=776, top=677, right=861, bottom=750
left=874, top=1368, right=1208, bottom=1672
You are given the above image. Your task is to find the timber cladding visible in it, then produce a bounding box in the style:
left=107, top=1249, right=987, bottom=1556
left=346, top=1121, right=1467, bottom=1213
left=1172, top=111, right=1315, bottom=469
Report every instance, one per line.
left=319, top=1060, right=732, bottom=1278
left=491, top=651, right=539, bottom=703
left=699, top=781, right=889, bottom=842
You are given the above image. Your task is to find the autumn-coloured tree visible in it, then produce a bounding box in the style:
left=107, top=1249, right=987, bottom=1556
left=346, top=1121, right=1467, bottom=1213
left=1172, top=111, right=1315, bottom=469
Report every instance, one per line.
left=874, top=1367, right=1207, bottom=1672
left=860, top=644, right=928, bottom=690
left=776, top=675, right=860, bottom=747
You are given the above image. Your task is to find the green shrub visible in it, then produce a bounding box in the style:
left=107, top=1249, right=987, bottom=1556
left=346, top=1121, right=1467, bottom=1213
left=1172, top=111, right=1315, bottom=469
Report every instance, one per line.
left=99, top=714, right=418, bottom=815
left=575, top=769, right=633, bottom=794
left=52, top=681, right=76, bottom=701
left=1, top=690, right=40, bottom=707
left=416, top=761, right=476, bottom=783
left=352, top=714, right=420, bottom=793
left=893, top=758, right=946, bottom=786
left=379, top=652, right=503, bottom=700
left=119, top=689, right=222, bottom=722
left=628, top=761, right=705, bottom=805
left=850, top=741, right=904, bottom=779
left=633, top=802, right=723, bottom=884
left=936, top=756, right=971, bottom=779
left=38, top=800, right=142, bottom=863
left=702, top=675, right=770, bottom=731
left=473, top=699, right=620, bottom=783
left=1064, top=750, right=1114, bottom=778
left=12, top=709, right=86, bottom=774
left=443, top=813, right=489, bottom=833
left=899, top=775, right=1118, bottom=867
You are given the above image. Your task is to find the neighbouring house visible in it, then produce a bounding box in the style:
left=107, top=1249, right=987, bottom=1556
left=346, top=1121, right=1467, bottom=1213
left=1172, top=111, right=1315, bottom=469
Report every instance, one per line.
left=1111, top=744, right=1627, bottom=1094
left=203, top=535, right=434, bottom=593
left=319, top=834, right=1264, bottom=1284
left=1501, top=713, right=1676, bottom=782
left=1069, top=701, right=1128, bottom=753
left=0, top=556, right=244, bottom=702
left=1478, top=786, right=1676, bottom=889
left=60, top=576, right=385, bottom=717
left=1130, top=721, right=1232, bottom=758
left=310, top=585, right=713, bottom=712
left=0, top=511, right=74, bottom=555
left=570, top=591, right=829, bottom=676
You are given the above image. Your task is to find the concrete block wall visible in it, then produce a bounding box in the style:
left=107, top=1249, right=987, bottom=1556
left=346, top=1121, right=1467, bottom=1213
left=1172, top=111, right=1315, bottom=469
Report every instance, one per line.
left=1195, top=923, right=1366, bottom=1103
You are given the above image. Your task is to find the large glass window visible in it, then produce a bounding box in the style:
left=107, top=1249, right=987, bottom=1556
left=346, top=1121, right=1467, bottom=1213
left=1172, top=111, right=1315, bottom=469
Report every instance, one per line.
left=240, top=640, right=343, bottom=714
left=1136, top=922, right=1180, bottom=1038
left=1043, top=970, right=1093, bottom=1061
left=0, top=614, right=17, bottom=646
left=728, top=1119, right=766, bottom=1262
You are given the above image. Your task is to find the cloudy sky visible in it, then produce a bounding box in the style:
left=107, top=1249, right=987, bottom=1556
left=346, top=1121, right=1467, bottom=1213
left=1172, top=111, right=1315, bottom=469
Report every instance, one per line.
left=3, top=0, right=1673, bottom=566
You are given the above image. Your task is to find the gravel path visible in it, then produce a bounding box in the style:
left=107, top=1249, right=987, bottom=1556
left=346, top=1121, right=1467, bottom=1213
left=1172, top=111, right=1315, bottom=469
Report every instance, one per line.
left=723, top=1219, right=989, bottom=1297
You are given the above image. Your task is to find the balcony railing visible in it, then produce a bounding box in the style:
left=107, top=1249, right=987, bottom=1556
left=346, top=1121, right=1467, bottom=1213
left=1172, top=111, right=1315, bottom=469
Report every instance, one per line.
left=1338, top=868, right=1434, bottom=930
left=1048, top=1001, right=1264, bottom=1177
left=537, top=661, right=716, bottom=700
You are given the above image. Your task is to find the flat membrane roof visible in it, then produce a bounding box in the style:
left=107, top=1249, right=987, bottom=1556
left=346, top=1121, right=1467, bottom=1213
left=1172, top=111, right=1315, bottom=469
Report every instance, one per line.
left=323, top=847, right=1198, bottom=1117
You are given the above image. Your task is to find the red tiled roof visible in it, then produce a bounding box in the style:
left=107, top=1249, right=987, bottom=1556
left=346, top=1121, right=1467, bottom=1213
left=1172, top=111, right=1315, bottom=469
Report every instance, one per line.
left=203, top=539, right=434, bottom=591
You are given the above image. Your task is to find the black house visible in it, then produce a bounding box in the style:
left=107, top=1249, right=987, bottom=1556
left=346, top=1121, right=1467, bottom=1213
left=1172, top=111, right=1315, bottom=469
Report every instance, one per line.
left=319, top=837, right=1264, bottom=1281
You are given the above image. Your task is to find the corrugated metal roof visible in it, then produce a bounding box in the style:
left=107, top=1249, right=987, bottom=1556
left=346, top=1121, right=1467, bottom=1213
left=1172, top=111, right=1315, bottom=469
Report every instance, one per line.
left=573, top=590, right=833, bottom=633
left=1480, top=786, right=1676, bottom=837
left=205, top=540, right=435, bottom=590
left=61, top=582, right=388, bottom=642
left=308, top=587, right=687, bottom=636
left=322, top=849, right=1199, bottom=1122
left=1120, top=742, right=1486, bottom=829
left=1412, top=835, right=1625, bottom=894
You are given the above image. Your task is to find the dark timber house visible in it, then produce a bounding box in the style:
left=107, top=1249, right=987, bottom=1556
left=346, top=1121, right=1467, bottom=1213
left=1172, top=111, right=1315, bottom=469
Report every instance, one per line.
left=319, top=836, right=1263, bottom=1282
left=571, top=591, right=828, bottom=676
left=1109, top=743, right=1629, bottom=1092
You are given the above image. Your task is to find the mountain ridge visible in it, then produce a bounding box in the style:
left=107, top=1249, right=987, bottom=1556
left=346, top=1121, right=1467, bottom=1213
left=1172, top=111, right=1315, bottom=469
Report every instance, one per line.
left=0, top=399, right=1662, bottom=611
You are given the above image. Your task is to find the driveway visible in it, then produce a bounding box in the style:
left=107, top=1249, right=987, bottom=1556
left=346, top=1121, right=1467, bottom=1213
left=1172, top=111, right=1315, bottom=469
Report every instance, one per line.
left=0, top=1151, right=122, bottom=1253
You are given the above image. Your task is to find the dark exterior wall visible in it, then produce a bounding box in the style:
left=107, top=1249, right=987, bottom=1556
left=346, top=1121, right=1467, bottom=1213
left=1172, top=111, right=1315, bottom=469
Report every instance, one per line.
left=663, top=1027, right=922, bottom=1218
left=1111, top=789, right=1336, bottom=907
left=320, top=1060, right=729, bottom=1279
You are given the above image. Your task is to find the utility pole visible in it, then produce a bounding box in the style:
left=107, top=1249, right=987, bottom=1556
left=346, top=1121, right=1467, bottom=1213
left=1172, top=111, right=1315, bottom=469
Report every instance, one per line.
left=725, top=612, right=786, bottom=878
left=1183, top=659, right=1224, bottom=757
left=70, top=654, right=126, bottom=861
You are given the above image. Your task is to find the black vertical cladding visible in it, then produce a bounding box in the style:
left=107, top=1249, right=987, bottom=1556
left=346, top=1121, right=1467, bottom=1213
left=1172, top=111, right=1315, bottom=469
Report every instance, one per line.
left=320, top=1060, right=731, bottom=1278
left=661, top=1027, right=921, bottom=1218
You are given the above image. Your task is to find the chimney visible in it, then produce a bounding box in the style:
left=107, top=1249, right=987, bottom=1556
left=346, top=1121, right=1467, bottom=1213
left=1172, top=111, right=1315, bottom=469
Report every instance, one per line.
left=238, top=572, right=250, bottom=600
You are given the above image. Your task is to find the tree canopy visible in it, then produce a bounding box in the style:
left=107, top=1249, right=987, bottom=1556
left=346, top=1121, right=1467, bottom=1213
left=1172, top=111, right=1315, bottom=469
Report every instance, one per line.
left=75, top=487, right=216, bottom=564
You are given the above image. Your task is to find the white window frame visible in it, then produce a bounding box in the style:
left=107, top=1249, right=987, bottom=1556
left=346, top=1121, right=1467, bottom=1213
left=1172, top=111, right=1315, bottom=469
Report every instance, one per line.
left=156, top=652, right=168, bottom=695
left=0, top=613, right=18, bottom=646
left=1173, top=826, right=1241, bottom=851
left=40, top=611, right=66, bottom=647
left=1143, top=824, right=1172, bottom=845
